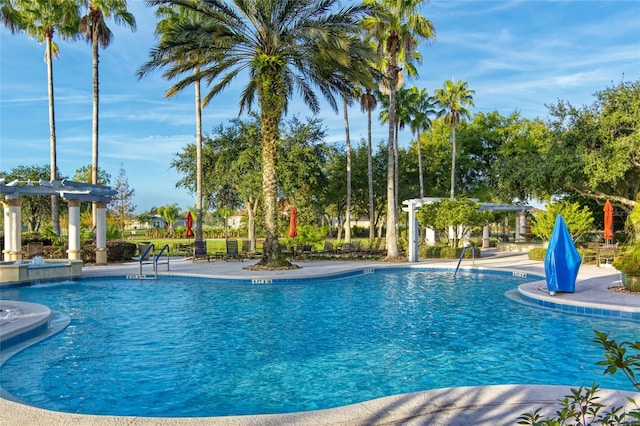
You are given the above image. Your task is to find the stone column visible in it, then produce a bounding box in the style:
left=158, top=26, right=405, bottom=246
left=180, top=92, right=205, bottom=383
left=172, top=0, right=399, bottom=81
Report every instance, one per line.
left=425, top=227, right=436, bottom=245
left=407, top=202, right=419, bottom=262
left=95, top=201, right=108, bottom=265
left=67, top=199, right=81, bottom=260
left=482, top=224, right=490, bottom=248
left=515, top=212, right=526, bottom=243
left=2, top=198, right=22, bottom=261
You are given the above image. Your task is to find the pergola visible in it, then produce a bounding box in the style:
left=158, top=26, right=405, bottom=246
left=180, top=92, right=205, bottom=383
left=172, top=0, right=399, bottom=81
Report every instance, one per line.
left=1, top=178, right=116, bottom=265
left=402, top=197, right=535, bottom=262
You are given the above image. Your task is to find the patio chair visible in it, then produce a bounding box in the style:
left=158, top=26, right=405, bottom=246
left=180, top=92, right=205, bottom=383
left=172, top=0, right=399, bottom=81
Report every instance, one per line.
left=294, top=244, right=313, bottom=261
left=241, top=240, right=260, bottom=258
left=225, top=239, right=243, bottom=261
left=596, top=242, right=618, bottom=267
left=192, top=240, right=210, bottom=262
left=321, top=240, right=335, bottom=255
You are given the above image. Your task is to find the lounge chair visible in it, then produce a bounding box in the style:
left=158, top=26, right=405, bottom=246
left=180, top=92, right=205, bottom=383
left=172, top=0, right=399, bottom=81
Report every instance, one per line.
left=225, top=239, right=243, bottom=261
left=321, top=240, right=335, bottom=255
left=192, top=240, right=210, bottom=262
left=241, top=240, right=261, bottom=258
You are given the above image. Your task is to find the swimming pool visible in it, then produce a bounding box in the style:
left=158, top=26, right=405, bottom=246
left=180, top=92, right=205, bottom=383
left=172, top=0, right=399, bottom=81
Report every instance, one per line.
left=1, top=268, right=638, bottom=418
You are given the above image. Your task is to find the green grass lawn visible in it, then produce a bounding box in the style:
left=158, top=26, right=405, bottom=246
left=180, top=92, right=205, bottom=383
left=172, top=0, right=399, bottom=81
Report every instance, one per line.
left=129, top=236, right=260, bottom=256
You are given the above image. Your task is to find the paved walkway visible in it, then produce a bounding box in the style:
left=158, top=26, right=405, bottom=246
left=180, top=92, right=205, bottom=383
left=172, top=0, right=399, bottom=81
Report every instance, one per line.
left=1, top=249, right=639, bottom=425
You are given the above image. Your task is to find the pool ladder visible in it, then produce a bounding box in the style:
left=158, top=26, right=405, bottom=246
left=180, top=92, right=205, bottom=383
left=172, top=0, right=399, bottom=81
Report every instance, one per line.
left=454, top=245, right=476, bottom=278
left=136, top=244, right=170, bottom=279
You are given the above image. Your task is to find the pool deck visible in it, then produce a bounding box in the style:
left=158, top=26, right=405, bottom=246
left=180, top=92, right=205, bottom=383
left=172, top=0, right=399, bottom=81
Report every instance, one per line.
left=1, top=249, right=639, bottom=425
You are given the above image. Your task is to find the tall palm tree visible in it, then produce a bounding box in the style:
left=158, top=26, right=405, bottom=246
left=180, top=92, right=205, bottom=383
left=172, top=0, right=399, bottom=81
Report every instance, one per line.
left=407, top=87, right=435, bottom=198
left=379, top=87, right=416, bottom=213
left=360, top=86, right=377, bottom=241
left=78, top=0, right=136, bottom=228
left=142, top=0, right=377, bottom=266
left=362, top=0, right=435, bottom=258
left=1, top=0, right=81, bottom=235
left=342, top=93, right=353, bottom=244
left=434, top=79, right=475, bottom=199
left=139, top=5, right=206, bottom=247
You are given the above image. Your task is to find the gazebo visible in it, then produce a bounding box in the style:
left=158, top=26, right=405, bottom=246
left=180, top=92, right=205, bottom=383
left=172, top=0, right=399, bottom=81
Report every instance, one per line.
left=402, top=197, right=535, bottom=262
left=1, top=178, right=116, bottom=265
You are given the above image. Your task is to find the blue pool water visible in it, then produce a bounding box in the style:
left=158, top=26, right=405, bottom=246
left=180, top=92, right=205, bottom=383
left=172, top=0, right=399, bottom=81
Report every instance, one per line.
left=1, top=268, right=638, bottom=418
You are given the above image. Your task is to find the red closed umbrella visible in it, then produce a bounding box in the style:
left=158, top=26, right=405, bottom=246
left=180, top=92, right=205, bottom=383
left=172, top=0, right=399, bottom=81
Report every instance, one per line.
left=288, top=207, right=298, bottom=238
left=603, top=201, right=614, bottom=244
left=186, top=212, right=194, bottom=238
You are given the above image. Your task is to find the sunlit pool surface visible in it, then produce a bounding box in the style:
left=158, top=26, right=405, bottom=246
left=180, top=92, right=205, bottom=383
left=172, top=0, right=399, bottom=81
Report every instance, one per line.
left=1, top=269, right=638, bottom=417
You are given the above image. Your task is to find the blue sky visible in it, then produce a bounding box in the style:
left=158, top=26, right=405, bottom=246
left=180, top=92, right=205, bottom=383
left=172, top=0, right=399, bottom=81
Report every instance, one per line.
left=1, top=0, right=639, bottom=213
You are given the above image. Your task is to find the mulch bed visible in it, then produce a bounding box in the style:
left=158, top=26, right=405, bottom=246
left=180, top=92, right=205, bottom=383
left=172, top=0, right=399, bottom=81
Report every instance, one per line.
left=609, top=286, right=640, bottom=295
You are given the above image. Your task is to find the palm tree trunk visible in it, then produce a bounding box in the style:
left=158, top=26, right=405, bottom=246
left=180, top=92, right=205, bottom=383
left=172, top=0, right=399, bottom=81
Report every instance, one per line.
left=394, top=119, right=399, bottom=220
left=450, top=125, right=456, bottom=199
left=343, top=95, right=351, bottom=243
left=46, top=34, right=60, bottom=235
left=194, top=71, right=204, bottom=243
left=367, top=105, right=375, bottom=241
left=258, top=76, right=284, bottom=264
left=417, top=131, right=424, bottom=198
left=247, top=196, right=257, bottom=252
left=91, top=27, right=99, bottom=230
left=261, top=122, right=279, bottom=263
left=386, top=64, right=399, bottom=258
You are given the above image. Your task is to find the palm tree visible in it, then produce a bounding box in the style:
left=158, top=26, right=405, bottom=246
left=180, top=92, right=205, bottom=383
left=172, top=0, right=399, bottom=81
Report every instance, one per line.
left=342, top=93, right=353, bottom=244
left=379, top=87, right=416, bottom=214
left=142, top=0, right=377, bottom=266
left=157, top=203, right=181, bottom=236
left=360, top=86, right=377, bottom=241
left=139, top=5, right=206, bottom=249
left=362, top=0, right=435, bottom=258
left=78, top=0, right=136, bottom=228
left=1, top=0, right=81, bottom=235
left=407, top=87, right=435, bottom=198
left=434, top=79, right=475, bottom=199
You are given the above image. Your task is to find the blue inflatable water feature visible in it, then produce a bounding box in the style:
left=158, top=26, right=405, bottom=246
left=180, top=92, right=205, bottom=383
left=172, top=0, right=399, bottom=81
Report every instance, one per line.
left=544, top=214, right=582, bottom=294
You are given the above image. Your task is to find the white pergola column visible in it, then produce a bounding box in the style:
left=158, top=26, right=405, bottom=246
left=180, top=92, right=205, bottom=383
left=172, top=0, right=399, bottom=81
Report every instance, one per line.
left=425, top=227, right=436, bottom=245
left=67, top=199, right=81, bottom=260
left=95, top=201, right=107, bottom=265
left=482, top=224, right=490, bottom=248
left=515, top=212, right=526, bottom=242
left=2, top=198, right=22, bottom=261
left=407, top=201, right=419, bottom=262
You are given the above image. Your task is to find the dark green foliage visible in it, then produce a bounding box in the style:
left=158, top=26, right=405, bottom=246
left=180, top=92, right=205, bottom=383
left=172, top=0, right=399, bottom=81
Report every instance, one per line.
left=420, top=245, right=442, bottom=258
left=593, top=331, right=640, bottom=391
left=81, top=240, right=136, bottom=263
left=419, top=244, right=480, bottom=259
left=528, top=248, right=547, bottom=261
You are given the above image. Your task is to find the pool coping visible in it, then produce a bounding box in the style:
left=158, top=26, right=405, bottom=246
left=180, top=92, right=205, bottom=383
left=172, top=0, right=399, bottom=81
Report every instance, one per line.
left=1, top=384, right=638, bottom=425
left=1, top=250, right=639, bottom=425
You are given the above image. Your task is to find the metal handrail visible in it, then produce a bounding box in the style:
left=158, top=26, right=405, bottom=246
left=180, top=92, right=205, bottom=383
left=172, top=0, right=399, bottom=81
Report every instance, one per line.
left=138, top=243, right=155, bottom=278
left=153, top=244, right=171, bottom=278
left=136, top=243, right=170, bottom=279
left=454, top=245, right=476, bottom=278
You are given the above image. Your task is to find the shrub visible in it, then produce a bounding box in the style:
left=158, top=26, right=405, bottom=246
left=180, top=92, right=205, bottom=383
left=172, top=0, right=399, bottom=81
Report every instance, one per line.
left=420, top=245, right=441, bottom=258
left=612, top=244, right=640, bottom=276
left=81, top=240, right=136, bottom=264
left=439, top=246, right=459, bottom=258
left=419, top=245, right=480, bottom=259
left=528, top=247, right=547, bottom=261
